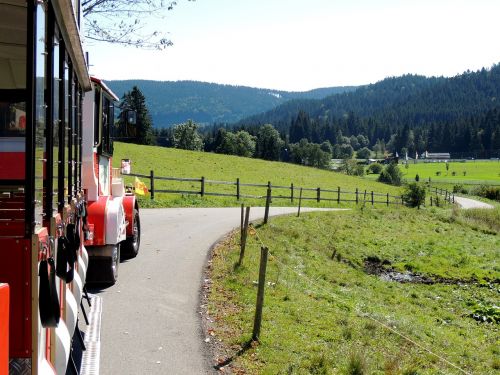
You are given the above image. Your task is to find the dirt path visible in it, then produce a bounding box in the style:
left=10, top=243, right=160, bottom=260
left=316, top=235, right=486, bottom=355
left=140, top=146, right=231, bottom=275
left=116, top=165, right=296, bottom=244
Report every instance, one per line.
left=453, top=196, right=494, bottom=209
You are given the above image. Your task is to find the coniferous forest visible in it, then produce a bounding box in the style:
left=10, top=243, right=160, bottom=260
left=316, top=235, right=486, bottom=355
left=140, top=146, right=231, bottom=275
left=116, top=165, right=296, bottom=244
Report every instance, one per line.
left=233, top=65, right=500, bottom=159
left=119, top=64, right=500, bottom=164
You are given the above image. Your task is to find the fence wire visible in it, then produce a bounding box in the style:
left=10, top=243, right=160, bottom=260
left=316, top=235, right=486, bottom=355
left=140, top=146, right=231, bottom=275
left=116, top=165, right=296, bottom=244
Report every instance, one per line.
left=242, top=222, right=471, bottom=375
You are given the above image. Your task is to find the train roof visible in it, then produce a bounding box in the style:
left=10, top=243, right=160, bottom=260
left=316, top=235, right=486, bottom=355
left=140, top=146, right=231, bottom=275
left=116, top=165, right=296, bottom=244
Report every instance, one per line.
left=90, top=77, right=119, bottom=101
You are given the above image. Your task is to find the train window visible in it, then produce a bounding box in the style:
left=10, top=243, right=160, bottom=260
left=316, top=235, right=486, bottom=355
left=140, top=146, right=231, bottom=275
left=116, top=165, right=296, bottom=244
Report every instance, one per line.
left=98, top=94, right=114, bottom=156
left=67, top=64, right=74, bottom=200
left=0, top=100, right=26, bottom=136
left=72, top=77, right=79, bottom=195
left=93, top=87, right=100, bottom=147
left=51, top=28, right=61, bottom=214
left=34, top=2, right=47, bottom=227
left=63, top=60, right=70, bottom=205
left=77, top=87, right=83, bottom=192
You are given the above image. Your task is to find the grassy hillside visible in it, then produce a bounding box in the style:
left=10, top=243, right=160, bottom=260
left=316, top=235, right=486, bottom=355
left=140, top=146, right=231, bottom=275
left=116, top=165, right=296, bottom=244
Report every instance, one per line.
left=113, top=142, right=402, bottom=207
left=207, top=208, right=500, bottom=374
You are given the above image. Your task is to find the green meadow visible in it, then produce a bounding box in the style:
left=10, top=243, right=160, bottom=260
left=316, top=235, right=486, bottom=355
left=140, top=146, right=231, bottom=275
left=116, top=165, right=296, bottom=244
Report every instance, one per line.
left=113, top=142, right=402, bottom=207
left=207, top=208, right=500, bottom=374
left=376, top=160, right=500, bottom=185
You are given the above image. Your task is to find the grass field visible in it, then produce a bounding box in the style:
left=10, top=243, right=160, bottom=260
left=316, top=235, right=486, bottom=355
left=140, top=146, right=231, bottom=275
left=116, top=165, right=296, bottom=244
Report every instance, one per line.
left=381, top=160, right=500, bottom=185
left=113, top=142, right=402, bottom=207
left=207, top=207, right=500, bottom=374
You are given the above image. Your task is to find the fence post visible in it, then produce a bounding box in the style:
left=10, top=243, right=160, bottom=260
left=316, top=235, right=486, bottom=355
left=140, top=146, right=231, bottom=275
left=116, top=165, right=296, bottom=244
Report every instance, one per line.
left=264, top=188, right=271, bottom=224
left=356, top=188, right=359, bottom=204
left=238, top=206, right=251, bottom=266
left=337, top=186, right=341, bottom=204
left=297, top=188, right=303, bottom=217
left=150, top=170, right=155, bottom=200
left=201, top=176, right=205, bottom=197
left=252, top=246, right=269, bottom=342
left=236, top=178, right=240, bottom=200
left=364, top=190, right=367, bottom=203
left=386, top=193, right=389, bottom=206
left=290, top=183, right=294, bottom=203
left=317, top=187, right=321, bottom=203
left=371, top=191, right=374, bottom=206
left=430, top=196, right=433, bottom=206
left=240, top=204, right=244, bottom=240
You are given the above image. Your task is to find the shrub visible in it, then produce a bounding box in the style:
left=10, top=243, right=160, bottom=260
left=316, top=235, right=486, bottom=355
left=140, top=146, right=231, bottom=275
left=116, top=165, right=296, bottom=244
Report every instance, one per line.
left=367, top=163, right=383, bottom=174
left=472, top=185, right=500, bottom=201
left=341, top=159, right=365, bottom=176
left=402, top=183, right=427, bottom=208
left=453, top=184, right=469, bottom=194
left=378, top=163, right=403, bottom=186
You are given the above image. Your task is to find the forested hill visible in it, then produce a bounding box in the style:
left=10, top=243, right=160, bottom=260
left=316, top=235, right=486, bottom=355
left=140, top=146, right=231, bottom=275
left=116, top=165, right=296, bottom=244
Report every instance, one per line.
left=240, top=66, right=500, bottom=129
left=107, top=80, right=356, bottom=127
left=235, top=64, right=500, bottom=155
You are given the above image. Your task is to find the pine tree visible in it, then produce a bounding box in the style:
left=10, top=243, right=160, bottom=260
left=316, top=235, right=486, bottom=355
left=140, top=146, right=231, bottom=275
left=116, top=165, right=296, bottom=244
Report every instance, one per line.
left=119, top=86, right=154, bottom=145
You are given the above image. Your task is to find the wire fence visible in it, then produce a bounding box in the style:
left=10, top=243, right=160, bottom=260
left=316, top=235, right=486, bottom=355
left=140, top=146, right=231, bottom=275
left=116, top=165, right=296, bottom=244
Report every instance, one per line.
left=230, top=208, right=471, bottom=375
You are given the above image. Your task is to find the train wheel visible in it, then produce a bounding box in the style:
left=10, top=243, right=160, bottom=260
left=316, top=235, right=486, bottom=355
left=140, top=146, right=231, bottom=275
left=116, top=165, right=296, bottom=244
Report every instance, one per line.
left=108, top=244, right=120, bottom=285
left=121, top=209, right=140, bottom=259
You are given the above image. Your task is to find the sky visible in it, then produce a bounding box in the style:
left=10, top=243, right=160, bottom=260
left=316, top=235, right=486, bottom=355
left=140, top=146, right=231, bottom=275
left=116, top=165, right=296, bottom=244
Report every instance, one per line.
left=86, top=0, right=500, bottom=92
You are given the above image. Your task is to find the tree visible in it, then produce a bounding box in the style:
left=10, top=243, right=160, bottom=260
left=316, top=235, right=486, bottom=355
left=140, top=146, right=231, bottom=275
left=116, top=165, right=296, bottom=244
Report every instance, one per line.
left=320, top=140, right=333, bottom=155
left=255, top=124, right=284, bottom=161
left=340, top=159, right=364, bottom=176
left=402, top=183, right=426, bottom=209
left=373, top=139, right=386, bottom=158
left=173, top=120, right=203, bottom=151
left=367, top=163, right=383, bottom=174
left=216, top=130, right=237, bottom=155
left=306, top=143, right=331, bottom=168
left=234, top=131, right=256, bottom=157
left=83, top=0, right=195, bottom=50
left=118, top=86, right=154, bottom=145
left=217, top=130, right=255, bottom=157
left=356, top=147, right=371, bottom=159
left=332, top=143, right=354, bottom=159
left=378, top=163, right=403, bottom=186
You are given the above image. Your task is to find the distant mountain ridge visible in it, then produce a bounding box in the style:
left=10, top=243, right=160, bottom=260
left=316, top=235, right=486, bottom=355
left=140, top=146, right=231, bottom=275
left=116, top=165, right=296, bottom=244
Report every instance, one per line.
left=238, top=65, right=500, bottom=132
left=232, top=65, right=500, bottom=157
left=106, top=80, right=356, bottom=127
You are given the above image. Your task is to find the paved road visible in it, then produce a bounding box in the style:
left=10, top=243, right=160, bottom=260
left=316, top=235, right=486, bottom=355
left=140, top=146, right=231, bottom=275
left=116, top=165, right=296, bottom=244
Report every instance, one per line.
left=93, top=207, right=340, bottom=375
left=454, top=196, right=494, bottom=209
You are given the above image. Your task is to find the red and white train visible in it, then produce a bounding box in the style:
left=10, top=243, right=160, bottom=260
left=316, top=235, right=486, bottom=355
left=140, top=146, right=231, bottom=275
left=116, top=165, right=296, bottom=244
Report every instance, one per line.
left=0, top=0, right=140, bottom=373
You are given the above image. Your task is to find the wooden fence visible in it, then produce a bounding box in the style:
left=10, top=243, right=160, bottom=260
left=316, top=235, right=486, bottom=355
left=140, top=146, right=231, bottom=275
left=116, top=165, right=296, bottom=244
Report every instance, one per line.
left=428, top=186, right=455, bottom=206
left=128, top=170, right=404, bottom=206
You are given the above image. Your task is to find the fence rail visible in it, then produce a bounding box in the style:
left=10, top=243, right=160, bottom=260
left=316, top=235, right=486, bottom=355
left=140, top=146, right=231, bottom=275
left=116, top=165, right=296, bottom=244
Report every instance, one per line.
left=428, top=186, right=455, bottom=206
left=126, top=170, right=404, bottom=207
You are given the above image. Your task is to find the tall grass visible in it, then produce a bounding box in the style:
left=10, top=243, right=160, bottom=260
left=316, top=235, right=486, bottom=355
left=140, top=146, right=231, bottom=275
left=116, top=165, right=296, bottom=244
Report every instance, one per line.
left=454, top=206, right=500, bottom=233
left=207, top=208, right=499, bottom=374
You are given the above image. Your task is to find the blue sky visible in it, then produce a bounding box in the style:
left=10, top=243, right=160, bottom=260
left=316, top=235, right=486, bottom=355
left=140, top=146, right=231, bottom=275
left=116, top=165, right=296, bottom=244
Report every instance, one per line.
left=87, top=0, right=500, bottom=91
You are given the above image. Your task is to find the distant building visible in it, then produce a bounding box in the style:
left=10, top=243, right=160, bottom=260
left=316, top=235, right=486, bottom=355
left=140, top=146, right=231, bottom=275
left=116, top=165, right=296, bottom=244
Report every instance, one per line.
left=422, top=151, right=450, bottom=160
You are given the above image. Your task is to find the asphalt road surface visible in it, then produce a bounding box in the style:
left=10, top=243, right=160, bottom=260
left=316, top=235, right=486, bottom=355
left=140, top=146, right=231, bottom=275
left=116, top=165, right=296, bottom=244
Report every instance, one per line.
left=454, top=196, right=494, bottom=209
left=93, top=207, right=339, bottom=375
